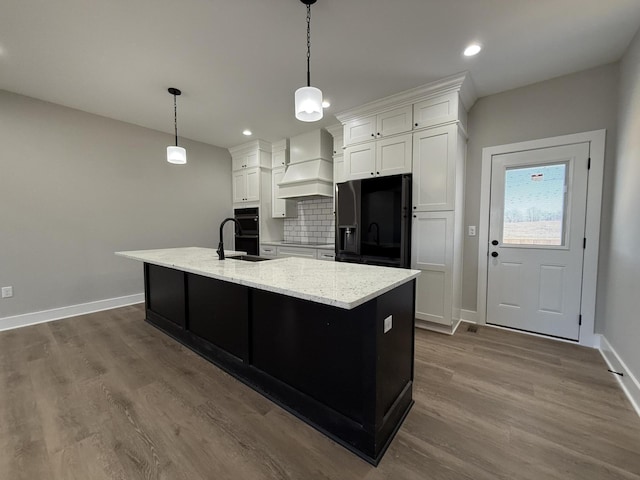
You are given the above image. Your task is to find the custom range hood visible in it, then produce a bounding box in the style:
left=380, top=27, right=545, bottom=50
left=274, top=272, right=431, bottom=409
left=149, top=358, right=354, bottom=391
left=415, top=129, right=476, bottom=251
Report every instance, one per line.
left=277, top=129, right=334, bottom=199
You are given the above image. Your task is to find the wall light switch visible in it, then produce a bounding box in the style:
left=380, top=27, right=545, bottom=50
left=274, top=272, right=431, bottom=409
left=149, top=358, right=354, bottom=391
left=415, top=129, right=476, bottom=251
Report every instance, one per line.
left=1, top=286, right=13, bottom=298
left=384, top=315, right=393, bottom=333
left=468, top=226, right=477, bottom=236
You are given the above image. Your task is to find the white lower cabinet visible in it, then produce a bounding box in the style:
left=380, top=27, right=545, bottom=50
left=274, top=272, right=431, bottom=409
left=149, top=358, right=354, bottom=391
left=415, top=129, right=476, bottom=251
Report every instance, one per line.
left=412, top=212, right=454, bottom=326
left=317, top=251, right=336, bottom=261
left=260, top=245, right=277, bottom=257
left=277, top=246, right=318, bottom=259
left=260, top=244, right=335, bottom=261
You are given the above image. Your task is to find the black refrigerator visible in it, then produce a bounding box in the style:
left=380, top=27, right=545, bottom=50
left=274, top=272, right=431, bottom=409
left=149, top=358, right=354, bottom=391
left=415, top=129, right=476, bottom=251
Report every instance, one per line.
left=335, top=174, right=411, bottom=268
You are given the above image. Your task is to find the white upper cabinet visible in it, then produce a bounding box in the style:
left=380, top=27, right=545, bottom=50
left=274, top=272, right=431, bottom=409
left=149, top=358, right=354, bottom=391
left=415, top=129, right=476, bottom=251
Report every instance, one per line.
left=272, top=139, right=289, bottom=168
left=344, top=134, right=411, bottom=181
left=376, top=133, right=412, bottom=177
left=343, top=106, right=413, bottom=147
left=376, top=105, right=413, bottom=138
left=343, top=116, right=376, bottom=146
left=245, top=167, right=260, bottom=202
left=413, top=92, right=459, bottom=130
left=412, top=124, right=458, bottom=211
left=344, top=143, right=376, bottom=180
left=230, top=140, right=272, bottom=171
left=233, top=167, right=261, bottom=204
left=333, top=156, right=345, bottom=184
left=232, top=170, right=247, bottom=203
left=272, top=167, right=296, bottom=218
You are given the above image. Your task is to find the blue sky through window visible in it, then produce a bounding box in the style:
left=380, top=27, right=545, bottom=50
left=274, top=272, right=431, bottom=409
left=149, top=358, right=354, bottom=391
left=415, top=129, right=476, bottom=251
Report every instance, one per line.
left=503, top=164, right=566, bottom=223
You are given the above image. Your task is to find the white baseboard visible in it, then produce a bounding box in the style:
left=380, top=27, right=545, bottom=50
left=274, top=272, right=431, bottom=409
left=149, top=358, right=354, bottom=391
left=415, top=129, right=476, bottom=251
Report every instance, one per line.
left=598, top=335, right=640, bottom=418
left=415, top=318, right=456, bottom=335
left=0, top=293, right=145, bottom=332
left=461, top=309, right=478, bottom=323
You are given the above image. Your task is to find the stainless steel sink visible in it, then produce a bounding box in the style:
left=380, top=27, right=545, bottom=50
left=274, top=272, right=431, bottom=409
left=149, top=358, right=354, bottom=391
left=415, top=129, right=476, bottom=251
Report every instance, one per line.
left=227, top=255, right=271, bottom=262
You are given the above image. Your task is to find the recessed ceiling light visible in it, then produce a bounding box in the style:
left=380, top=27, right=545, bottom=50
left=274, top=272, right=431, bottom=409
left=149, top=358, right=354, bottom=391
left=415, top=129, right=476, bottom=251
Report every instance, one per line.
left=242, top=129, right=252, bottom=136
left=322, top=100, right=331, bottom=108
left=463, top=44, right=482, bottom=57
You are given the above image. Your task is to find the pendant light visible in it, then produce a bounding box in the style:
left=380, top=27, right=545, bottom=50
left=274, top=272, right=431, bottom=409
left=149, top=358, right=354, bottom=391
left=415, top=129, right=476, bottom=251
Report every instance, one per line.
left=294, top=0, right=323, bottom=122
left=167, top=87, right=187, bottom=164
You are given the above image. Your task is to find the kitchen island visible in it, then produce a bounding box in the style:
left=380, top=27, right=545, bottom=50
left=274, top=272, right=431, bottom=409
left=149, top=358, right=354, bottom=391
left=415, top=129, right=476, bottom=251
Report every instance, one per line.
left=116, top=247, right=420, bottom=465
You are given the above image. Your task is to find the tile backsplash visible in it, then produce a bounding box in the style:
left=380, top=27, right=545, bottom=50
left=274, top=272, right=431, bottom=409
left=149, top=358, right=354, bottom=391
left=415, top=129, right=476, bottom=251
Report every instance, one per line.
left=284, top=197, right=335, bottom=244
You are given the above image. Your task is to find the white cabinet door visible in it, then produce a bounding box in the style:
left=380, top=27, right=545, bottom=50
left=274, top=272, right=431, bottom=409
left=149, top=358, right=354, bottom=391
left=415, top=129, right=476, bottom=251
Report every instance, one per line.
left=317, top=251, right=336, bottom=261
left=344, top=143, right=375, bottom=181
left=376, top=105, right=413, bottom=137
left=245, top=167, right=260, bottom=202
left=412, top=124, right=457, bottom=211
left=333, top=155, right=345, bottom=184
left=272, top=167, right=296, bottom=218
left=413, top=92, right=458, bottom=130
left=412, top=211, right=453, bottom=326
left=344, top=116, right=376, bottom=145
left=232, top=170, right=247, bottom=203
left=272, top=150, right=287, bottom=168
left=277, top=246, right=318, bottom=259
left=376, top=133, right=412, bottom=176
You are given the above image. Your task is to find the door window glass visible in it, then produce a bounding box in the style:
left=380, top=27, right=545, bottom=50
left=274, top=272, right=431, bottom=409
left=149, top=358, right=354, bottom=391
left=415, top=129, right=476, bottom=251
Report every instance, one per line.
left=502, top=163, right=567, bottom=246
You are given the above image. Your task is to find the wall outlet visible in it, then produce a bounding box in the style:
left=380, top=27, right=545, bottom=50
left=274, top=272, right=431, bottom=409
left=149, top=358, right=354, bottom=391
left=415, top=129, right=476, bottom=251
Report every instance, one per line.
left=384, top=315, right=393, bottom=333
left=1, top=286, right=13, bottom=298
left=468, top=226, right=477, bottom=236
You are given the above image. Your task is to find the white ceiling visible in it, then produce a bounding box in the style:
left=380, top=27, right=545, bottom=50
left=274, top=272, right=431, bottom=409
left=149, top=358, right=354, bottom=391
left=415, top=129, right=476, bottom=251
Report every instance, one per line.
left=1, top=0, right=639, bottom=148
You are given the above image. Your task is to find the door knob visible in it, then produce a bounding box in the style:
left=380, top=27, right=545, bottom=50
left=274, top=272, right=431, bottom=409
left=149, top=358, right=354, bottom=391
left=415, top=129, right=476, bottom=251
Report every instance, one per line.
left=491, top=252, right=499, bottom=257
left=491, top=240, right=499, bottom=246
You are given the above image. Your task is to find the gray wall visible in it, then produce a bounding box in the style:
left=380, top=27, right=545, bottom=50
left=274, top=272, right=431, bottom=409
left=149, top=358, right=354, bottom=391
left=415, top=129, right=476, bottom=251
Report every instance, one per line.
left=462, top=64, right=620, bottom=317
left=0, top=90, right=232, bottom=319
left=601, top=29, right=640, bottom=379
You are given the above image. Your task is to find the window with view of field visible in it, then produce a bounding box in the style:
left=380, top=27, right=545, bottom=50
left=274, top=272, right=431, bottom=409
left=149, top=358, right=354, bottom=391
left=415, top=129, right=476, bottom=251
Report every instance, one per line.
left=502, top=163, right=567, bottom=246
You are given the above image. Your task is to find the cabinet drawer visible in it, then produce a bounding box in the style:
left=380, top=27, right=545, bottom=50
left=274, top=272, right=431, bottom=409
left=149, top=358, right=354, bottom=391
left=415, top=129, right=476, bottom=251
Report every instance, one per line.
left=317, top=251, right=336, bottom=261
left=277, top=246, right=318, bottom=259
left=260, top=245, right=278, bottom=257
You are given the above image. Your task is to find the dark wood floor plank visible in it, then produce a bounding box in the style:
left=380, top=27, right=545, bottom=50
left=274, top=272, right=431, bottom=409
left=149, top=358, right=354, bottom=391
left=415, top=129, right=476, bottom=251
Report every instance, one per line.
left=1, top=304, right=640, bottom=480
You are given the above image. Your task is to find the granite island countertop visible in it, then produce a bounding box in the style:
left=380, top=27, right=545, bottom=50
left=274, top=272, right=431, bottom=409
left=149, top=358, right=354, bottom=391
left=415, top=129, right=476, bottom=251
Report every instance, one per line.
left=116, top=247, right=419, bottom=310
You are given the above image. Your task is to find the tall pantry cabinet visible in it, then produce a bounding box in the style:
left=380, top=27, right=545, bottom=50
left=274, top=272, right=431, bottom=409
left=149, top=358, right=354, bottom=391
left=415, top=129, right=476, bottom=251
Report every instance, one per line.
left=336, top=73, right=476, bottom=334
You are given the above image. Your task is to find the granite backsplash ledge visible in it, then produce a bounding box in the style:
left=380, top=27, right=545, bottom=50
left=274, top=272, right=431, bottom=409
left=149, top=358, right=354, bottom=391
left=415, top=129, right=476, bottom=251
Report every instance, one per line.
left=284, top=197, right=335, bottom=244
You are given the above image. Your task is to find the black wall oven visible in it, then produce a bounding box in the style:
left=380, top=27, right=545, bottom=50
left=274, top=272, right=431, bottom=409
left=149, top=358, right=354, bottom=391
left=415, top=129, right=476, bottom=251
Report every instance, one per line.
left=234, top=207, right=259, bottom=255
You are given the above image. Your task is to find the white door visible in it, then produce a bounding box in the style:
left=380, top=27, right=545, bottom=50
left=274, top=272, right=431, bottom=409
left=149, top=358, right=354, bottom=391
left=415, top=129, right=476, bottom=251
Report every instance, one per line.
left=487, top=143, right=589, bottom=340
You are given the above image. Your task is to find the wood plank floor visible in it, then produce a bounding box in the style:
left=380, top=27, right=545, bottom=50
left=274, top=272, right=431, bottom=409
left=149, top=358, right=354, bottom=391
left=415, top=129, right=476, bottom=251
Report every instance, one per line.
left=1, top=304, right=639, bottom=479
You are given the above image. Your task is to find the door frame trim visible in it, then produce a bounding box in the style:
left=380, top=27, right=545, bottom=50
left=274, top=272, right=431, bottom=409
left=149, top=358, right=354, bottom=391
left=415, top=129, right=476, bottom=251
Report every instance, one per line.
left=476, top=130, right=605, bottom=347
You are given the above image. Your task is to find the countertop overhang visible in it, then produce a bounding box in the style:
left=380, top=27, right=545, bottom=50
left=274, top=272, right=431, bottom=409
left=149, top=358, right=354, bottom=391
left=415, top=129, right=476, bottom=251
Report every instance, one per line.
left=116, top=247, right=420, bottom=310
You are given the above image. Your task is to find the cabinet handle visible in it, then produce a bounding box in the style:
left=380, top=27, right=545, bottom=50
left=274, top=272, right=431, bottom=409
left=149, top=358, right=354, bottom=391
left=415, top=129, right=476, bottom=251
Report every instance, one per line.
left=370, top=172, right=374, bottom=175
left=371, top=133, right=375, bottom=137
left=413, top=215, right=417, bottom=218
left=376, top=171, right=380, bottom=175
left=414, top=123, right=418, bottom=127
left=377, top=132, right=381, bottom=136
left=413, top=206, right=416, bottom=209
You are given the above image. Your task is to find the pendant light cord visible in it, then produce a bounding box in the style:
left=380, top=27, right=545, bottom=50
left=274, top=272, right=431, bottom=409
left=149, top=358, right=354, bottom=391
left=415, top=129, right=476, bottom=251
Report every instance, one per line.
left=306, top=4, right=311, bottom=87
left=173, top=94, right=179, bottom=147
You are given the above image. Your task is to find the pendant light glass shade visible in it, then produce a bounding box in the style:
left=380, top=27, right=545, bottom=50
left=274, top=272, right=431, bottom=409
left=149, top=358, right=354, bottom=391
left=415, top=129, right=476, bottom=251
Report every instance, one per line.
left=167, top=145, right=187, bottom=164
left=295, top=86, right=323, bottom=122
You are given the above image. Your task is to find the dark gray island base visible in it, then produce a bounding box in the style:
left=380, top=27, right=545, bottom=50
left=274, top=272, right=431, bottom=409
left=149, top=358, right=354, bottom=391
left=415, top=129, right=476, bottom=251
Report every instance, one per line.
left=142, top=262, right=415, bottom=465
